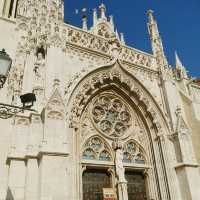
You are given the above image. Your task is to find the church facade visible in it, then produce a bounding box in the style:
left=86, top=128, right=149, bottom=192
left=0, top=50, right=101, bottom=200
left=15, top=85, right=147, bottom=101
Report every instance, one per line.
left=0, top=0, right=200, bottom=200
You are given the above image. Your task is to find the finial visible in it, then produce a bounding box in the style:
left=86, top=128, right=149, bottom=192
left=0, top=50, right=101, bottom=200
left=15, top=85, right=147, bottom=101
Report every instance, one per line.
left=93, top=8, right=98, bottom=26
left=147, top=9, right=154, bottom=24
left=175, top=51, right=188, bottom=79
left=109, top=15, right=114, bottom=30
left=120, top=33, right=125, bottom=45
left=147, top=9, right=168, bottom=68
left=115, top=29, right=120, bottom=40
left=175, top=51, right=184, bottom=69
left=82, top=15, right=88, bottom=31
left=99, top=3, right=106, bottom=19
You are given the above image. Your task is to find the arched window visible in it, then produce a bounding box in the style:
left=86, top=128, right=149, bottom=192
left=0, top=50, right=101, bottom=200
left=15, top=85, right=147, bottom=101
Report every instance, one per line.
left=82, top=136, right=112, bottom=162
left=123, top=141, right=145, bottom=164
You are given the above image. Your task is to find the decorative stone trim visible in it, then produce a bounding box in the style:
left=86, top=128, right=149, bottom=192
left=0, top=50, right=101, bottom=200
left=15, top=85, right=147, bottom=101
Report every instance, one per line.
left=174, top=162, right=199, bottom=169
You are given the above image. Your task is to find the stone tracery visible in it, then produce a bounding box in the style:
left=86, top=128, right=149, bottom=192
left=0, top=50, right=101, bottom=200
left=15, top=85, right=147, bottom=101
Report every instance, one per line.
left=82, top=136, right=112, bottom=161
left=91, top=94, right=131, bottom=139
left=123, top=141, right=145, bottom=164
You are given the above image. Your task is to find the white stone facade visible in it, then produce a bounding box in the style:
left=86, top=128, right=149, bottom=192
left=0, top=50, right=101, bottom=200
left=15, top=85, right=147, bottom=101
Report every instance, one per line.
left=0, top=1, right=200, bottom=200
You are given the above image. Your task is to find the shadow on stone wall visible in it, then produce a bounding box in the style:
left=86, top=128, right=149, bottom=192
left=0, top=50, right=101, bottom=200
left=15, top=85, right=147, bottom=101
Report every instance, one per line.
left=6, top=187, right=14, bottom=200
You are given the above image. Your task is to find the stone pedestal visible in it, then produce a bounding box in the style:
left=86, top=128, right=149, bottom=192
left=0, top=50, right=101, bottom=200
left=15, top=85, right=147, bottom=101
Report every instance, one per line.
left=117, top=181, right=128, bottom=200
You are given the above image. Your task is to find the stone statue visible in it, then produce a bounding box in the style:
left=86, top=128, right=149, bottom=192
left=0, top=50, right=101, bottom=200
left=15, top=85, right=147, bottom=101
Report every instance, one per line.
left=115, top=148, right=126, bottom=182
left=113, top=144, right=128, bottom=200
left=108, top=33, right=122, bottom=60
left=34, top=52, right=45, bottom=87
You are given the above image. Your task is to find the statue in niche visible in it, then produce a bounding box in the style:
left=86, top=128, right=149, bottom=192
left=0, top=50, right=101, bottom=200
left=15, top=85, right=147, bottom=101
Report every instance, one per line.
left=34, top=52, right=45, bottom=87
left=115, top=148, right=126, bottom=182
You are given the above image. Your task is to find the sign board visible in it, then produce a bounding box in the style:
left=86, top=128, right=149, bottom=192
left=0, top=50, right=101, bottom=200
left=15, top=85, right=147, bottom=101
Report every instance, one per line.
left=103, top=188, right=117, bottom=200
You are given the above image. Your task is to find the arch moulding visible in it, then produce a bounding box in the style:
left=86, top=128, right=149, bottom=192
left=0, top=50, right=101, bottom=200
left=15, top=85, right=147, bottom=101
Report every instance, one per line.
left=68, top=59, right=170, bottom=139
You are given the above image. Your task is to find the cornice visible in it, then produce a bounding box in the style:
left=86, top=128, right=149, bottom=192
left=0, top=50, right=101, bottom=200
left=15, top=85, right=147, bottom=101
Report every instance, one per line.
left=62, top=22, right=154, bottom=57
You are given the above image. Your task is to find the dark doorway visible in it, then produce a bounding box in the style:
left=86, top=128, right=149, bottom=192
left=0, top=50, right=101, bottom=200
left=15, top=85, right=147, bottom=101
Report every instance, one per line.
left=83, top=168, right=111, bottom=200
left=125, top=171, right=147, bottom=200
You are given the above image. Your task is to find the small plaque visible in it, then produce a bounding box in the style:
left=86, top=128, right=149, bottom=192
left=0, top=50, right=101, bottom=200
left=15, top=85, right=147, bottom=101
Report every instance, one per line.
left=103, top=188, right=117, bottom=200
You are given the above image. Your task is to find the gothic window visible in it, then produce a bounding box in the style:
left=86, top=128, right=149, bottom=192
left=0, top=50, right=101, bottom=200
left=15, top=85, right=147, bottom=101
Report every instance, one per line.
left=91, top=94, right=131, bottom=139
left=82, top=136, right=112, bottom=162
left=99, top=150, right=111, bottom=161
left=123, top=141, right=145, bottom=164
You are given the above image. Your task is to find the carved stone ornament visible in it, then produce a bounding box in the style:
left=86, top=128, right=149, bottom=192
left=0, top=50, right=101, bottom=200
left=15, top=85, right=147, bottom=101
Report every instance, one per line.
left=69, top=60, right=167, bottom=141
left=82, top=136, right=112, bottom=161
left=91, top=93, right=132, bottom=139
left=108, top=33, right=122, bottom=60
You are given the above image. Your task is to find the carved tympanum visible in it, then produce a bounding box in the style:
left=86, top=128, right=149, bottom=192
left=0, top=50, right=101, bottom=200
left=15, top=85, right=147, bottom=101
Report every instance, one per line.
left=91, top=94, right=131, bottom=139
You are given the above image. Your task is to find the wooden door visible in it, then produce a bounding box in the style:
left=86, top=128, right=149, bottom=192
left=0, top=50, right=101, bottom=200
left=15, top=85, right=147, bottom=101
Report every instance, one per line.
left=83, top=169, right=111, bottom=200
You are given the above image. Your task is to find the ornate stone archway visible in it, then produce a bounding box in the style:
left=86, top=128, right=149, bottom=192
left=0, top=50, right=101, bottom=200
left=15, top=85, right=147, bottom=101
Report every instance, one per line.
left=68, top=59, right=175, bottom=200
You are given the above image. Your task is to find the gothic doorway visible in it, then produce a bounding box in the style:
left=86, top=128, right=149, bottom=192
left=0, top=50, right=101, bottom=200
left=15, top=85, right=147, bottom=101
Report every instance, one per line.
left=82, top=168, right=112, bottom=200
left=125, top=171, right=147, bottom=200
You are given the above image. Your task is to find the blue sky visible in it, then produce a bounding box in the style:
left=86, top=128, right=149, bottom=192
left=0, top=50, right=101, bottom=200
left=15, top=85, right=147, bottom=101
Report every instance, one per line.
left=64, top=0, right=200, bottom=77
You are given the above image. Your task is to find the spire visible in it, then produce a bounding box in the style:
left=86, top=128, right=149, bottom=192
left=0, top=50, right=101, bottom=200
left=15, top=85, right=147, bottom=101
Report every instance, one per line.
left=93, top=8, right=98, bottom=26
left=120, top=33, right=125, bottom=45
left=82, top=15, right=88, bottom=31
left=99, top=3, right=106, bottom=19
left=147, top=9, right=154, bottom=24
left=175, top=51, right=184, bottom=69
left=109, top=15, right=114, bottom=30
left=147, top=9, right=168, bottom=69
left=175, top=51, right=188, bottom=79
left=115, top=29, right=120, bottom=40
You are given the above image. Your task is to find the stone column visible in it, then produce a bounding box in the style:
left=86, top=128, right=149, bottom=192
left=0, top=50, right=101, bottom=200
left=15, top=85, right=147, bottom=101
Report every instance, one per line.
left=117, top=182, right=128, bottom=200
left=112, top=141, right=128, bottom=200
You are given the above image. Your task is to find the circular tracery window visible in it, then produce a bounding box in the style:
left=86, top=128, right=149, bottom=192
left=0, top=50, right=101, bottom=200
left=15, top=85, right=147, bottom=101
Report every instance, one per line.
left=91, top=94, right=131, bottom=139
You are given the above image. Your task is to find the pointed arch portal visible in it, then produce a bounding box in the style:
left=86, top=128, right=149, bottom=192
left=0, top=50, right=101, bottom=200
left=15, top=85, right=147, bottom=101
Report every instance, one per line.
left=68, top=60, right=173, bottom=200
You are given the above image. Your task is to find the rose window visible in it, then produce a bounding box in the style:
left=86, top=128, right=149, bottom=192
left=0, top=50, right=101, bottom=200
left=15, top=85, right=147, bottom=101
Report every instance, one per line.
left=91, top=94, right=131, bottom=138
